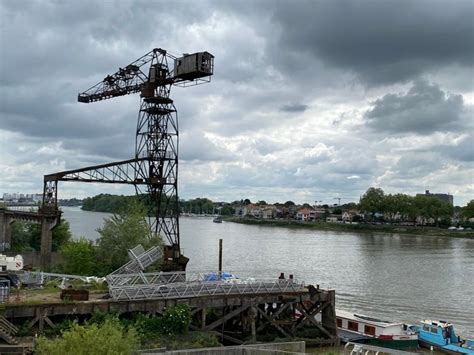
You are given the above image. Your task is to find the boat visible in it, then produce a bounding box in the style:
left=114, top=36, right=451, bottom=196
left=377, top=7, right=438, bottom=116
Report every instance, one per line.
left=409, top=320, right=474, bottom=354
left=213, top=216, right=222, bottom=223
left=336, top=310, right=418, bottom=350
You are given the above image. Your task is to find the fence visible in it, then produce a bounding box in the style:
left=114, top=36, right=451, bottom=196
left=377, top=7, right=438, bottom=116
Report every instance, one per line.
left=0, top=280, right=10, bottom=303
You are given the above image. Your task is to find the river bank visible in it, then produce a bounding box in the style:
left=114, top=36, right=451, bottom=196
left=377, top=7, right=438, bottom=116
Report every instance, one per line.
left=224, top=217, right=474, bottom=238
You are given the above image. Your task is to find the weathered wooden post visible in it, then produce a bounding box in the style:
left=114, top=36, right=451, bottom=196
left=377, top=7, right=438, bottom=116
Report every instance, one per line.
left=321, top=289, right=338, bottom=338
left=201, top=308, right=206, bottom=329
left=218, top=238, right=223, bottom=274
left=250, top=306, right=257, bottom=343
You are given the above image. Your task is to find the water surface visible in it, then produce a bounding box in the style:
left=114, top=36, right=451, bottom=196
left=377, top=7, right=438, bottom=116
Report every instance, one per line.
left=61, top=207, right=474, bottom=337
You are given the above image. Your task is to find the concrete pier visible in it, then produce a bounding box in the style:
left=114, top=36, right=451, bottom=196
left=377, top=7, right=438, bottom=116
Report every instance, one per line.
left=0, top=209, right=60, bottom=270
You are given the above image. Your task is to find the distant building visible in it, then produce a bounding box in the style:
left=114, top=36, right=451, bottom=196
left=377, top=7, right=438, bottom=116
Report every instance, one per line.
left=234, top=204, right=277, bottom=219
left=261, top=206, right=276, bottom=219
left=296, top=207, right=327, bottom=221
left=417, top=190, right=453, bottom=206
left=2, top=192, right=42, bottom=204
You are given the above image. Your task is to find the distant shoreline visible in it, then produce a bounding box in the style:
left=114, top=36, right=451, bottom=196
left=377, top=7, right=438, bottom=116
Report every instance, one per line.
left=71, top=207, right=474, bottom=238
left=224, top=217, right=474, bottom=238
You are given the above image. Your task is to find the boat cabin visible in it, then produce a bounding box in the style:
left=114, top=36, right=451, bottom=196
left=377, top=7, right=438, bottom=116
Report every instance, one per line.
left=336, top=310, right=411, bottom=338
left=419, top=320, right=459, bottom=345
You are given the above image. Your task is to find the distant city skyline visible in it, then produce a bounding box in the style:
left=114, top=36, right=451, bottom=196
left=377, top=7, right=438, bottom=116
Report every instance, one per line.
left=1, top=1, right=472, bottom=206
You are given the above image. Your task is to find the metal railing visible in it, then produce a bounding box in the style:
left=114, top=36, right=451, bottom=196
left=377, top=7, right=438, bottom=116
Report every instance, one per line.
left=106, top=270, right=186, bottom=287
left=106, top=244, right=306, bottom=301
left=107, top=245, right=162, bottom=277
left=108, top=278, right=306, bottom=301
left=20, top=271, right=105, bottom=288
left=0, top=280, right=10, bottom=303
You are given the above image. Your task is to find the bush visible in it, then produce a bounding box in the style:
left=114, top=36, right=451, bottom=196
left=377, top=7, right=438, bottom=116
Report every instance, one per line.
left=35, top=318, right=139, bottom=355
left=134, top=304, right=192, bottom=337
left=160, top=303, right=192, bottom=335
left=95, top=200, right=163, bottom=275
left=58, top=238, right=97, bottom=275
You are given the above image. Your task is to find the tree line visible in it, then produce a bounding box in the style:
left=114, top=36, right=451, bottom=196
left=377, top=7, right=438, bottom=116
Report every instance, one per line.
left=359, top=187, right=473, bottom=226
left=81, top=194, right=236, bottom=216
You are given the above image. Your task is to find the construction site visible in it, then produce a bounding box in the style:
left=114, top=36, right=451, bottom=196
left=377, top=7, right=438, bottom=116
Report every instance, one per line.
left=0, top=48, right=338, bottom=353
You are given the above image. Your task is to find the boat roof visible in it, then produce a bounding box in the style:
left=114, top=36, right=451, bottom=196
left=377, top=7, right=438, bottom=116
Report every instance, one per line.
left=421, top=320, right=453, bottom=327
left=336, top=309, right=403, bottom=327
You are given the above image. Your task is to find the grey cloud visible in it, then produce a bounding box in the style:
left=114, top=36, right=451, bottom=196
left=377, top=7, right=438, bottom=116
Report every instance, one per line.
left=364, top=80, right=464, bottom=134
left=252, top=138, right=284, bottom=156
left=270, top=0, right=474, bottom=86
left=280, top=103, right=308, bottom=113
left=180, top=131, right=232, bottom=162
left=1, top=0, right=473, bottom=205
left=393, top=152, right=445, bottom=179
left=438, top=134, right=474, bottom=163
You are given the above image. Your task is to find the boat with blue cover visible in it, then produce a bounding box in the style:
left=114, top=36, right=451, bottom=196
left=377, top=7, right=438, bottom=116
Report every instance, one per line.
left=409, top=320, right=474, bottom=354
left=203, top=272, right=238, bottom=282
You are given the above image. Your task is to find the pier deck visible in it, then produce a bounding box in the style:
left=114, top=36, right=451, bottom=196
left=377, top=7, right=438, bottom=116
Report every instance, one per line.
left=2, top=285, right=337, bottom=345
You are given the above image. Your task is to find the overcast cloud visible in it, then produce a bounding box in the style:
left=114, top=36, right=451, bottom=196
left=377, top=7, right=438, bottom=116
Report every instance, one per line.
left=0, top=0, right=473, bottom=205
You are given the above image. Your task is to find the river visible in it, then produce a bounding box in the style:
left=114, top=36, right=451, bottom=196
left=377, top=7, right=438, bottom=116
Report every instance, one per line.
left=61, top=206, right=474, bottom=337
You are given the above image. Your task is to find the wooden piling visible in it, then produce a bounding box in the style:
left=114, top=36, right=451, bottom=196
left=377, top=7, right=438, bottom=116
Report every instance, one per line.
left=218, top=238, right=223, bottom=274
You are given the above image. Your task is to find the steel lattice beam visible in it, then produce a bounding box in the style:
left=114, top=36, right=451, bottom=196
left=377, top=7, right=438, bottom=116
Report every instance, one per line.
left=44, top=158, right=148, bottom=185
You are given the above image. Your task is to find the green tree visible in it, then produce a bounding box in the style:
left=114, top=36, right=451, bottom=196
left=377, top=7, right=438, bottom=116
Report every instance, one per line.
left=95, top=200, right=163, bottom=275
left=10, top=221, right=34, bottom=252
left=430, top=199, right=453, bottom=227
left=383, top=193, right=412, bottom=223
left=220, top=204, right=235, bottom=216
left=58, top=238, right=97, bottom=275
left=462, top=200, right=474, bottom=220
left=413, top=195, right=430, bottom=225
left=342, top=202, right=358, bottom=210
left=35, top=318, right=139, bottom=355
left=359, top=187, right=385, bottom=219
left=52, top=220, right=72, bottom=251
left=411, top=195, right=452, bottom=226
left=10, top=219, right=71, bottom=252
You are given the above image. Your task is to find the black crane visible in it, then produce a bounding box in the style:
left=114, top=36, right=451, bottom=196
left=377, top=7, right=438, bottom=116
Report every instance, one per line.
left=41, top=48, right=214, bottom=271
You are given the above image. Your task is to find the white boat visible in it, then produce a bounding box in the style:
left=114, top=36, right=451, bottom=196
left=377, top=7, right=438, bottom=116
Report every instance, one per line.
left=336, top=310, right=418, bottom=350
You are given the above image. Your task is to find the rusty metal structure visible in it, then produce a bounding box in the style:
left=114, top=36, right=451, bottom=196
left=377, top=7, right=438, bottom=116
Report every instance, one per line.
left=40, top=48, right=214, bottom=270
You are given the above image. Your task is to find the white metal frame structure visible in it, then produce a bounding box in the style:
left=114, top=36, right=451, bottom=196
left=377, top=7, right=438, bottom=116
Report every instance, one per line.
left=108, top=278, right=306, bottom=301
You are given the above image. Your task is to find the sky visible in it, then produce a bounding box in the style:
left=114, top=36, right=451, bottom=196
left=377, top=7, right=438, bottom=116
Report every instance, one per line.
left=0, top=0, right=473, bottom=206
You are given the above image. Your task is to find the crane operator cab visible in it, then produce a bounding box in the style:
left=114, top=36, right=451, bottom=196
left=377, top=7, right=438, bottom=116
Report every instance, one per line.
left=174, top=52, right=214, bottom=82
